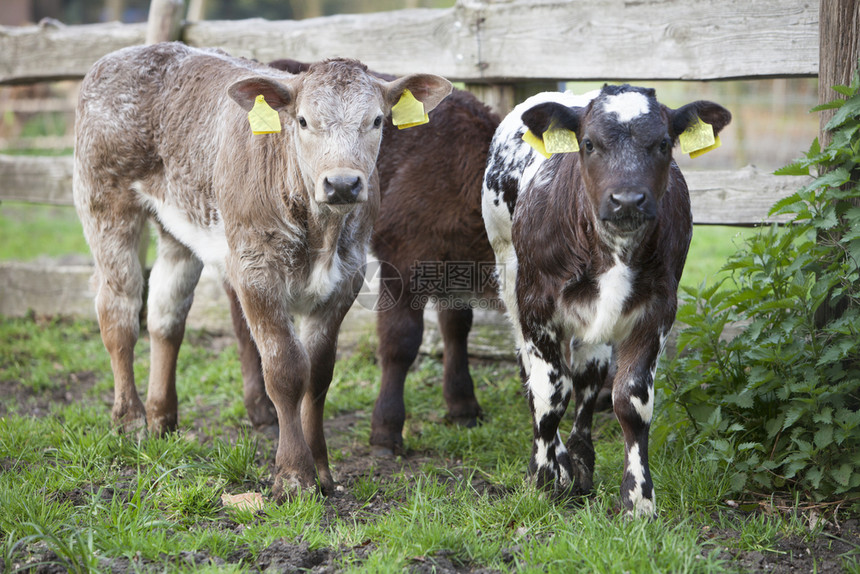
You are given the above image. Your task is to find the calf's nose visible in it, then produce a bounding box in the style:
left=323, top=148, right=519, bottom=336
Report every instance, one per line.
left=323, top=175, right=363, bottom=204
left=608, top=190, right=647, bottom=214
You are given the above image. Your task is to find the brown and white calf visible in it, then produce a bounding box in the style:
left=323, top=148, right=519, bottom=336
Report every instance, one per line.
left=73, top=42, right=451, bottom=497
left=482, top=85, right=730, bottom=516
left=230, top=58, right=500, bottom=455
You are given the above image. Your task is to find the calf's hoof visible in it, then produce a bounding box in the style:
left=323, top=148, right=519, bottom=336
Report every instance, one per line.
left=271, top=471, right=320, bottom=503
left=369, top=430, right=404, bottom=458
left=317, top=469, right=335, bottom=495
left=245, top=395, right=278, bottom=429
left=566, top=439, right=595, bottom=494
left=111, top=403, right=147, bottom=439
left=445, top=410, right=482, bottom=428
left=532, top=450, right=577, bottom=499
left=370, top=445, right=396, bottom=458
left=146, top=409, right=178, bottom=437
left=445, top=402, right=482, bottom=428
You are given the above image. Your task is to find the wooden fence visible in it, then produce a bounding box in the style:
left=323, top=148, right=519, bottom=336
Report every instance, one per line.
left=0, top=0, right=819, bottom=353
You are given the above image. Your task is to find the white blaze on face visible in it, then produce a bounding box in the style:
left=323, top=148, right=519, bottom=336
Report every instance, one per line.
left=603, top=91, right=651, bottom=123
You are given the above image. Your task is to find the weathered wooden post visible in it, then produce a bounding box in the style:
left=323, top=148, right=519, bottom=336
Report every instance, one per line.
left=815, top=0, right=859, bottom=326
left=817, top=0, right=859, bottom=150
left=145, top=0, right=185, bottom=44
left=138, top=0, right=186, bottom=302
left=460, top=0, right=558, bottom=116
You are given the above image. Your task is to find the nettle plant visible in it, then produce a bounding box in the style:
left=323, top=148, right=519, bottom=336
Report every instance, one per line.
left=660, top=72, right=860, bottom=500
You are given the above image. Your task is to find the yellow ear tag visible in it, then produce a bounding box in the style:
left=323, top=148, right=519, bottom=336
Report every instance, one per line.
left=392, top=89, right=429, bottom=130
left=522, top=129, right=552, bottom=159
left=689, top=135, right=722, bottom=158
left=247, top=95, right=281, bottom=135
left=543, top=123, right=579, bottom=154
left=679, top=117, right=715, bottom=155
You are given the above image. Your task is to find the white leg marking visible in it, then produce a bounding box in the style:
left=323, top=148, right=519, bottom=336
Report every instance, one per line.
left=528, top=353, right=562, bottom=424
left=570, top=342, right=612, bottom=375
left=625, top=442, right=655, bottom=517
left=627, top=381, right=654, bottom=424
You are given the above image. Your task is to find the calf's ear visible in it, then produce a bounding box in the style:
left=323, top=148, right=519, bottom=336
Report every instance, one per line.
left=670, top=101, right=732, bottom=138
left=228, top=77, right=297, bottom=112
left=383, top=74, right=453, bottom=114
left=521, top=102, right=582, bottom=140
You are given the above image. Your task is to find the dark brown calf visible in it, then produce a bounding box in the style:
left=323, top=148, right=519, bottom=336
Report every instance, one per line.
left=230, top=59, right=500, bottom=455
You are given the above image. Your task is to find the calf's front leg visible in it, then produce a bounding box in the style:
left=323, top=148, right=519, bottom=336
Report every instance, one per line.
left=521, top=327, right=574, bottom=496
left=299, top=288, right=357, bottom=494
left=232, top=279, right=317, bottom=500
left=612, top=325, right=668, bottom=518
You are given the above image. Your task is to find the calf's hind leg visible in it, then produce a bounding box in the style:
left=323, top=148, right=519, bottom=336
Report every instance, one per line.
left=565, top=341, right=612, bottom=495
left=78, top=203, right=148, bottom=434
left=437, top=308, right=481, bottom=426
left=371, top=294, right=424, bottom=456
left=144, top=225, right=203, bottom=435
left=225, top=283, right=278, bottom=430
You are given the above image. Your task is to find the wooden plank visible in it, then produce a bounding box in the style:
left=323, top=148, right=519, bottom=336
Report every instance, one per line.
left=0, top=154, right=801, bottom=224
left=0, top=262, right=377, bottom=347
left=470, top=0, right=819, bottom=82
left=183, top=8, right=472, bottom=79
left=1, top=0, right=817, bottom=84
left=0, top=21, right=147, bottom=84
left=0, top=262, right=96, bottom=318
left=0, top=154, right=74, bottom=205
left=187, top=0, right=819, bottom=81
left=685, top=166, right=805, bottom=225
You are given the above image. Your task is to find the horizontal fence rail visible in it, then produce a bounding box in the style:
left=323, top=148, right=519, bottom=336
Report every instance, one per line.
left=0, top=0, right=818, bottom=85
left=0, top=154, right=801, bottom=225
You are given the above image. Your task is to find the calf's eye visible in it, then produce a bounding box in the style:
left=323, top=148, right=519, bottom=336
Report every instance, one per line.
left=298, top=116, right=308, bottom=128
left=659, top=138, right=669, bottom=153
left=583, top=139, right=594, bottom=153
left=373, top=115, right=383, bottom=128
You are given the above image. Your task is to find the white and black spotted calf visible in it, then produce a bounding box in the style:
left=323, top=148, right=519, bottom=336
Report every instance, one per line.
left=481, top=84, right=731, bottom=517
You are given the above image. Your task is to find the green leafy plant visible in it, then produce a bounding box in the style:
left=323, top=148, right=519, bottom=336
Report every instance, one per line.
left=661, top=68, right=860, bottom=500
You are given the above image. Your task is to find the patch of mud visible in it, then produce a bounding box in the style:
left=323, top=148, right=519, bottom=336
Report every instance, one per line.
left=703, top=516, right=860, bottom=573
left=0, top=370, right=97, bottom=417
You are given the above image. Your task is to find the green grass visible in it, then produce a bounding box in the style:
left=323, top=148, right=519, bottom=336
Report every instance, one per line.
left=1, top=315, right=855, bottom=572
left=681, top=226, right=758, bottom=291
left=0, top=202, right=90, bottom=262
